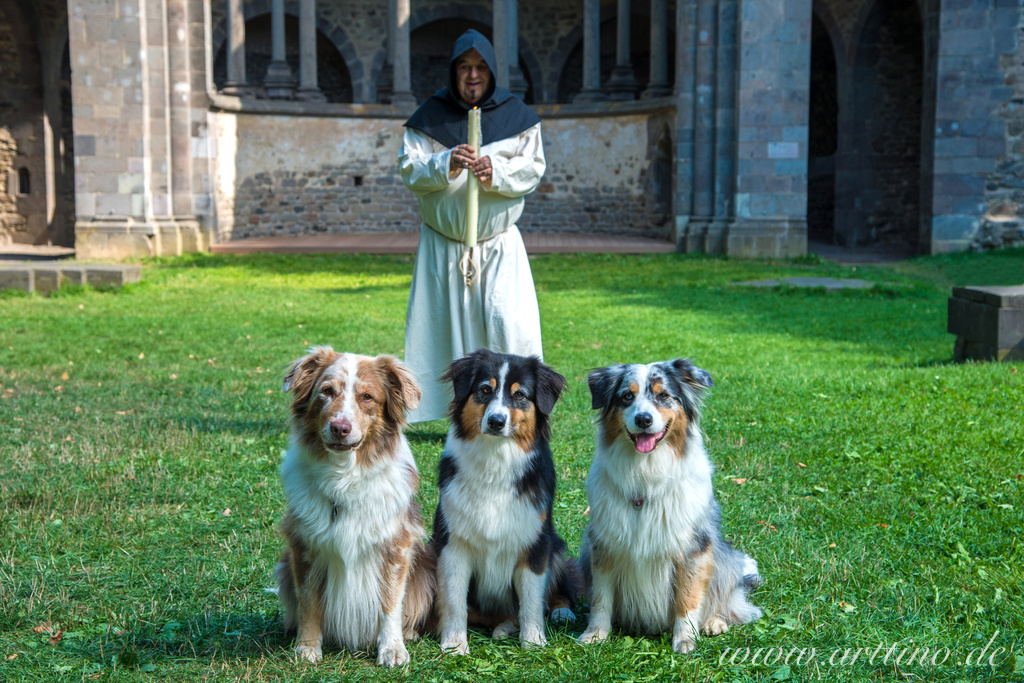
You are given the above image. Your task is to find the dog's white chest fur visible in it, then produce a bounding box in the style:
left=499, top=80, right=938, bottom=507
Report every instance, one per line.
left=587, top=435, right=713, bottom=631
left=442, top=435, right=542, bottom=609
left=281, top=437, right=415, bottom=648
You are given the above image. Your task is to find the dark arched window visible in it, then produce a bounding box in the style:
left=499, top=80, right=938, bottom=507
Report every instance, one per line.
left=18, top=168, right=30, bottom=195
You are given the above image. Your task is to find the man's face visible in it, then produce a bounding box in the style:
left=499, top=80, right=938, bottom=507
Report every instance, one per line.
left=455, top=49, right=491, bottom=106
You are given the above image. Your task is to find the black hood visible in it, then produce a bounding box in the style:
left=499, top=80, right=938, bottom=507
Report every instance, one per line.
left=404, top=29, right=540, bottom=149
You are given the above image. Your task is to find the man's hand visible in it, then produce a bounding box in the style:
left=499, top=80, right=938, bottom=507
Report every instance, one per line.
left=450, top=144, right=477, bottom=174
left=469, top=155, right=492, bottom=189
left=450, top=145, right=492, bottom=190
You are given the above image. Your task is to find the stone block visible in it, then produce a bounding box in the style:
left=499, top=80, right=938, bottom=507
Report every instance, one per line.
left=0, top=267, right=31, bottom=292
left=32, top=267, right=62, bottom=294
left=948, top=286, right=1024, bottom=361
left=85, top=265, right=142, bottom=288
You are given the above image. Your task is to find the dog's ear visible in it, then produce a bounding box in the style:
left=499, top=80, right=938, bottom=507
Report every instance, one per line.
left=587, top=365, right=622, bottom=411
left=533, top=360, right=566, bottom=416
left=442, top=348, right=489, bottom=403
left=377, top=355, right=422, bottom=425
left=669, top=358, right=713, bottom=391
left=283, top=346, right=338, bottom=412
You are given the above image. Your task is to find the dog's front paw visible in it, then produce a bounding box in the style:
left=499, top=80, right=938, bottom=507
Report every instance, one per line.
left=578, top=625, right=609, bottom=645
left=549, top=607, right=576, bottom=623
left=703, top=617, right=729, bottom=636
left=492, top=620, right=518, bottom=640
left=519, top=624, right=546, bottom=649
left=440, top=632, right=469, bottom=656
left=672, top=632, right=698, bottom=654
left=377, top=641, right=410, bottom=667
left=293, top=644, right=322, bottom=663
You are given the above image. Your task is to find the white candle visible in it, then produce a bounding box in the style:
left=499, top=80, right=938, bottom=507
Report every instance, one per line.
left=465, top=107, right=481, bottom=248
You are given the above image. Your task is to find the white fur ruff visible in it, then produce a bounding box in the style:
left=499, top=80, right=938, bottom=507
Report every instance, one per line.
left=440, top=429, right=544, bottom=613
left=586, top=427, right=716, bottom=633
left=280, top=434, right=418, bottom=650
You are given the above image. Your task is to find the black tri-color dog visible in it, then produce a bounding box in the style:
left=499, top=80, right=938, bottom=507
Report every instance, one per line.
left=432, top=349, right=579, bottom=654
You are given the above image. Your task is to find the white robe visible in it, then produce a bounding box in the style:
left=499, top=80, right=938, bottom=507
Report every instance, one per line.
left=400, top=123, right=546, bottom=423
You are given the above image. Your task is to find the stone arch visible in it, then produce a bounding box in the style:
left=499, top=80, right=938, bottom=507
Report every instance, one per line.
left=807, top=8, right=840, bottom=244
left=834, top=0, right=923, bottom=249
left=556, top=5, right=675, bottom=104
left=407, top=17, right=540, bottom=104
left=0, top=0, right=47, bottom=245
left=213, top=3, right=358, bottom=102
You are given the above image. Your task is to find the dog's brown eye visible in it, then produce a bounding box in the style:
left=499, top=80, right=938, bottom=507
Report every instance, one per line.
left=621, top=391, right=634, bottom=403
left=320, top=385, right=334, bottom=397
left=362, top=393, right=374, bottom=402
left=658, top=392, right=671, bottom=401
left=479, top=385, right=493, bottom=396
left=513, top=390, right=526, bottom=401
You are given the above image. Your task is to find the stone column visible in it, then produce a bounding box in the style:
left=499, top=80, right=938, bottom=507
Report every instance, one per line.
left=264, top=0, right=296, bottom=99
left=295, top=0, right=326, bottom=102
left=71, top=0, right=205, bottom=258
left=605, top=0, right=638, bottom=99
left=502, top=0, right=528, bottom=98
left=692, top=0, right=715, bottom=220
left=493, top=0, right=511, bottom=90
left=574, top=0, right=608, bottom=102
left=642, top=0, right=671, bottom=98
left=391, top=0, right=416, bottom=108
left=222, top=0, right=251, bottom=95
left=377, top=0, right=395, bottom=102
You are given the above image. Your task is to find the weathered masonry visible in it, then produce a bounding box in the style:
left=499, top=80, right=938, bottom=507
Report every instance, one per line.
left=0, top=0, right=1021, bottom=259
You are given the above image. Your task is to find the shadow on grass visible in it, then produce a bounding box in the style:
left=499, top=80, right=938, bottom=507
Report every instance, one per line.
left=63, top=611, right=289, bottom=670
left=149, top=251, right=416, bottom=278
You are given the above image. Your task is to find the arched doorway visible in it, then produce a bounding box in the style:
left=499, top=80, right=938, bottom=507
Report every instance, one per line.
left=557, top=13, right=675, bottom=103
left=808, top=13, right=838, bottom=245
left=834, top=0, right=923, bottom=250
left=0, top=0, right=47, bottom=246
left=214, top=15, right=353, bottom=102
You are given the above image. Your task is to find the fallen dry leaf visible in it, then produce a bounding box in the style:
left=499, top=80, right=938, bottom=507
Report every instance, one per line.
left=757, top=520, right=778, bottom=532
left=730, top=478, right=748, bottom=485
left=737, top=436, right=746, bottom=448
left=877, top=523, right=890, bottom=529
left=798, top=462, right=807, bottom=468
left=828, top=542, right=837, bottom=548
left=61, top=372, right=69, bottom=381
left=222, top=508, right=232, bottom=516
left=138, top=352, right=145, bottom=359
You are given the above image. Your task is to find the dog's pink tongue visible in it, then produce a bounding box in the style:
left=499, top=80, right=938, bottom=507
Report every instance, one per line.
left=635, top=433, right=658, bottom=453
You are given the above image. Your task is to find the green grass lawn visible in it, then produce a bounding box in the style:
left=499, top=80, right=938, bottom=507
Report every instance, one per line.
left=1, top=248, right=1022, bottom=682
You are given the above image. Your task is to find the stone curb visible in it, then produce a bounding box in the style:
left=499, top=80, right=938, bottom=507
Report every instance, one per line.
left=0, top=262, right=141, bottom=294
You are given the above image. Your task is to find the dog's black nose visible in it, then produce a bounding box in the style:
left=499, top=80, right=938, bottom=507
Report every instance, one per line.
left=331, top=419, right=352, bottom=439
left=634, top=412, right=653, bottom=429
left=487, top=414, right=507, bottom=431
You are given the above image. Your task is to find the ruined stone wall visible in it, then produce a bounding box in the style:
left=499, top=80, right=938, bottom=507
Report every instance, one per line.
left=931, top=0, right=1021, bottom=253
left=212, top=113, right=420, bottom=239
left=973, top=7, right=1024, bottom=251
left=213, top=108, right=671, bottom=239
left=521, top=111, right=675, bottom=236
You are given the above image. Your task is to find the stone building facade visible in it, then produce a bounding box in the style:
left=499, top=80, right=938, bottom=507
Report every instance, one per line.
left=0, top=0, right=1021, bottom=258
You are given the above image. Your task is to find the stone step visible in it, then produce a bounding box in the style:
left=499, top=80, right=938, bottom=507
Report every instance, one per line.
left=0, top=262, right=141, bottom=294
